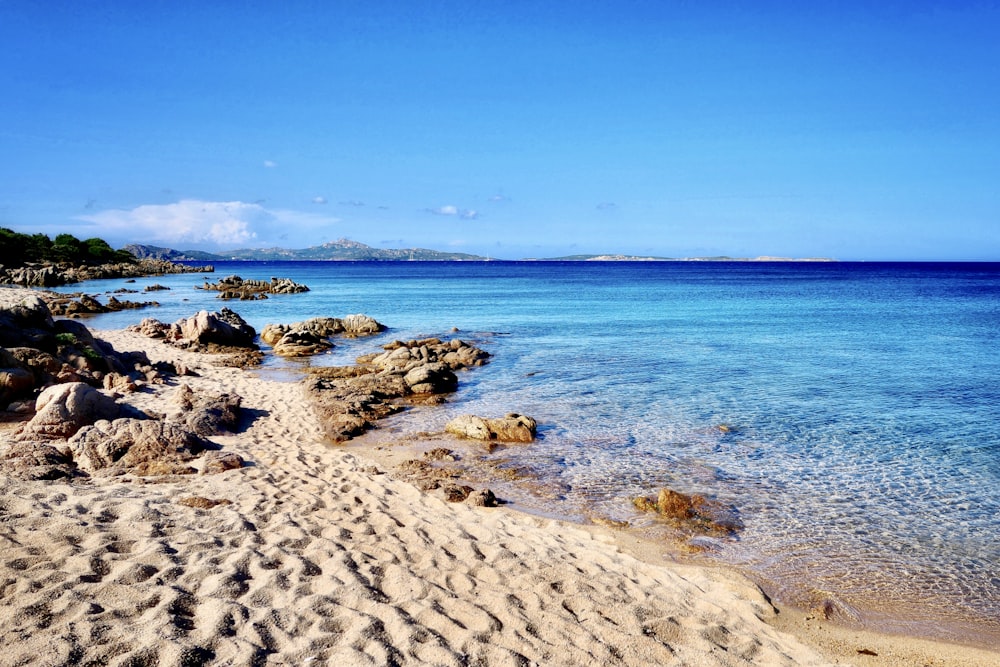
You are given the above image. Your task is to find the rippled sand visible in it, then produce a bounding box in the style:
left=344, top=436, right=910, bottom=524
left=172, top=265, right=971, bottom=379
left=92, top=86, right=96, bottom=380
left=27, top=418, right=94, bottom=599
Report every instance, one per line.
left=1, top=329, right=995, bottom=666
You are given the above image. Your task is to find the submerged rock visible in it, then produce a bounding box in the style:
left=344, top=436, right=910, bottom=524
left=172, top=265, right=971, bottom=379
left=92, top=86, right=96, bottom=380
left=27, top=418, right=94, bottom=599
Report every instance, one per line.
left=632, top=487, right=743, bottom=536
left=445, top=413, right=537, bottom=443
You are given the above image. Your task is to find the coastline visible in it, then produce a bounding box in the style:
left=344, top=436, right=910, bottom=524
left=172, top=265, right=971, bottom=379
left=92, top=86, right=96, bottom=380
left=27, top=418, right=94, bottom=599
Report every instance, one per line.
left=1, top=322, right=997, bottom=665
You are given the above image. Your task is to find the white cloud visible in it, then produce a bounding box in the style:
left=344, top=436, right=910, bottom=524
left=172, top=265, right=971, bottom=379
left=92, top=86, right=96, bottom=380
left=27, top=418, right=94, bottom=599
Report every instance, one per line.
left=77, top=199, right=340, bottom=248
left=263, top=160, right=278, bottom=168
left=312, top=196, right=328, bottom=204
left=427, top=204, right=478, bottom=220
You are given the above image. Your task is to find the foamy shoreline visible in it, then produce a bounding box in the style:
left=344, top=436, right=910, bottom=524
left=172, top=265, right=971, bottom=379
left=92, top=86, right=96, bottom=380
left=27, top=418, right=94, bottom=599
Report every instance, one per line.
left=1, top=327, right=996, bottom=666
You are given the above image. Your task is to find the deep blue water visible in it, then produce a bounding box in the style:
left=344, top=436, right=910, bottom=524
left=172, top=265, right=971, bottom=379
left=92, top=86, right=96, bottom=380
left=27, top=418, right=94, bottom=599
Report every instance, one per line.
left=60, top=261, right=1000, bottom=643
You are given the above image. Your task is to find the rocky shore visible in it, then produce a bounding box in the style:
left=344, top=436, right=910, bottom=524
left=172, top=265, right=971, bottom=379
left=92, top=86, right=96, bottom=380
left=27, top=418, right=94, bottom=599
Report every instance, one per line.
left=0, top=258, right=214, bottom=288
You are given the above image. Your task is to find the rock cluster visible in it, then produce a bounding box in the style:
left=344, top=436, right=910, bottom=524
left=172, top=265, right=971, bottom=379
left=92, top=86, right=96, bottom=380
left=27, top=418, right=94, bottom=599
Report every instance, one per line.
left=198, top=275, right=309, bottom=300
left=306, top=337, right=491, bottom=442
left=0, top=289, right=248, bottom=480
left=41, top=292, right=159, bottom=317
left=261, top=315, right=385, bottom=357
left=445, top=413, right=537, bottom=444
left=3, top=380, right=245, bottom=480
left=0, top=259, right=212, bottom=287
left=632, top=487, right=743, bottom=536
left=1, top=289, right=173, bottom=411
left=358, top=337, right=491, bottom=374
left=127, top=309, right=261, bottom=365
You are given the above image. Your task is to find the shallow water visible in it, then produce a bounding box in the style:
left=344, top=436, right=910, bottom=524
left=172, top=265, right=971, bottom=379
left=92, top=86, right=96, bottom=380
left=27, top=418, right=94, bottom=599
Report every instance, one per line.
left=58, top=260, right=1000, bottom=645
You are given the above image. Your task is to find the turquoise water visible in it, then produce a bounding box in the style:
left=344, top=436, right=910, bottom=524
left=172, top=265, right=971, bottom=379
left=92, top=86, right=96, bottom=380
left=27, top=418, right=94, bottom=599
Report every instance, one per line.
left=62, top=261, right=1000, bottom=644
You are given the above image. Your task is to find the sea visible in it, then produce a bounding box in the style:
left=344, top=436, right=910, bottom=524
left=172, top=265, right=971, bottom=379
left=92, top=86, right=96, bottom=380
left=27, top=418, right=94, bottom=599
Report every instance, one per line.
left=52, top=260, right=1000, bottom=646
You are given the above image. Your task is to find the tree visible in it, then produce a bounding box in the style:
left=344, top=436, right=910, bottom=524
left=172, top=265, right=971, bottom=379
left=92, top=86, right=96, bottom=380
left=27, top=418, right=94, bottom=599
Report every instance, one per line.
left=51, top=233, right=84, bottom=263
left=84, top=237, right=116, bottom=263
left=0, top=227, right=28, bottom=266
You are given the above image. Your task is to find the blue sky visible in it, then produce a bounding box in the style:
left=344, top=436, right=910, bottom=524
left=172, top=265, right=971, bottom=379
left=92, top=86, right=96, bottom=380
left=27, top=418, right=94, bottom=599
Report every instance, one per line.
left=2, top=1, right=998, bottom=260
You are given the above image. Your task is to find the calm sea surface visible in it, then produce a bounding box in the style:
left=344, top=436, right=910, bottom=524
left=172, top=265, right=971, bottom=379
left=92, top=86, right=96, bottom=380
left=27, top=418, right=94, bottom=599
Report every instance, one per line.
left=61, top=261, right=1000, bottom=644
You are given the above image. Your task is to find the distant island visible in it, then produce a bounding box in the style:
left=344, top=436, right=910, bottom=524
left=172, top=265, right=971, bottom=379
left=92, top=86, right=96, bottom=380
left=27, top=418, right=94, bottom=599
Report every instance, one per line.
left=123, top=239, right=487, bottom=262
left=534, top=254, right=836, bottom=262
left=124, top=239, right=835, bottom=263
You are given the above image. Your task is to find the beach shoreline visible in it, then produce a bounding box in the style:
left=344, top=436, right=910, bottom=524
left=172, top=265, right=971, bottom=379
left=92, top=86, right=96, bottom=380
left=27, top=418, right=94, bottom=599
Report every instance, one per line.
left=1, top=323, right=997, bottom=665
left=344, top=415, right=1000, bottom=661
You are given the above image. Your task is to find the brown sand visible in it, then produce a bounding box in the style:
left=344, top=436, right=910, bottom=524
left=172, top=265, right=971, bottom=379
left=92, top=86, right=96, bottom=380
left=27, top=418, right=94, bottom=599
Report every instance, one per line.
left=1, top=329, right=996, bottom=666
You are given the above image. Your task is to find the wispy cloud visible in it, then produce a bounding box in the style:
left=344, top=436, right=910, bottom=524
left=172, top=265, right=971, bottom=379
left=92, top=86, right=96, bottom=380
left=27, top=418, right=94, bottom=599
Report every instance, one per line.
left=488, top=194, right=510, bottom=203
left=312, top=196, right=328, bottom=204
left=427, top=204, right=479, bottom=220
left=339, top=200, right=365, bottom=207
left=263, top=160, right=278, bottom=168
left=77, top=199, right=340, bottom=248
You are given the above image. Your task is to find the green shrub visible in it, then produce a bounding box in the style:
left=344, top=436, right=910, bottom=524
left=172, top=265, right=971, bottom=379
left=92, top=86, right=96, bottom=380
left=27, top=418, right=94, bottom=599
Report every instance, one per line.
left=55, top=332, right=79, bottom=345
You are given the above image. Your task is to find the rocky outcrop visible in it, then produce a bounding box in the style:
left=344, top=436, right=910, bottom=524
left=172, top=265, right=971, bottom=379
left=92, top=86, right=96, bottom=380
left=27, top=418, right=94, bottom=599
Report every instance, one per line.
left=177, top=309, right=257, bottom=347
left=0, top=289, right=56, bottom=349
left=198, top=275, right=309, bottom=299
left=269, top=330, right=333, bottom=357
left=403, top=362, right=457, bottom=394
left=358, top=337, right=490, bottom=373
left=0, top=289, right=249, bottom=480
left=18, top=382, right=121, bottom=440
left=306, top=337, right=491, bottom=442
left=68, top=418, right=205, bottom=475
left=201, top=451, right=245, bottom=475
left=632, top=488, right=743, bottom=536
left=0, top=441, right=76, bottom=480
left=128, top=309, right=259, bottom=356
left=41, top=292, right=159, bottom=317
left=0, top=265, right=61, bottom=287
left=4, top=383, right=246, bottom=479
left=261, top=315, right=385, bottom=357
left=0, top=259, right=212, bottom=287
left=1, top=288, right=170, bottom=403
left=169, top=384, right=242, bottom=436
left=306, top=369, right=409, bottom=441
left=445, top=413, right=537, bottom=443
left=0, top=348, right=36, bottom=406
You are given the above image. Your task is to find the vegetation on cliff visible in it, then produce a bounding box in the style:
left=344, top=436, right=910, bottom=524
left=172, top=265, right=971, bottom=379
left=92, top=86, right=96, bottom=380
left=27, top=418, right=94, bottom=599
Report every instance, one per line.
left=1, top=228, right=135, bottom=268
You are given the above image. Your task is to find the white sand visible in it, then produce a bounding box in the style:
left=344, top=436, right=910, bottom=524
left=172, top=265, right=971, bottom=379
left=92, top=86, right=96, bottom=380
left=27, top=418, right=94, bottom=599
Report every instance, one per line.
left=1, top=329, right=996, bottom=666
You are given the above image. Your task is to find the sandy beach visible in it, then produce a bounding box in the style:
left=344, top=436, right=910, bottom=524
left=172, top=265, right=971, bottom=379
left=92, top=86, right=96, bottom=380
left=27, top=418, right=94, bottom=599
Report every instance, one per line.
left=2, top=326, right=998, bottom=666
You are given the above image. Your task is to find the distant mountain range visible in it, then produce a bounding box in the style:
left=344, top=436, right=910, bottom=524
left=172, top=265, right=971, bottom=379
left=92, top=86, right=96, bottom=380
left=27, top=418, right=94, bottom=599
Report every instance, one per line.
left=123, top=240, right=835, bottom=263
left=123, top=239, right=487, bottom=262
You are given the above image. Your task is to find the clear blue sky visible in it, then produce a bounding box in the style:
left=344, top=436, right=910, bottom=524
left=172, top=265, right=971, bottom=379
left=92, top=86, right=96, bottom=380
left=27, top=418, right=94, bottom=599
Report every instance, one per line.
left=2, top=1, right=998, bottom=260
